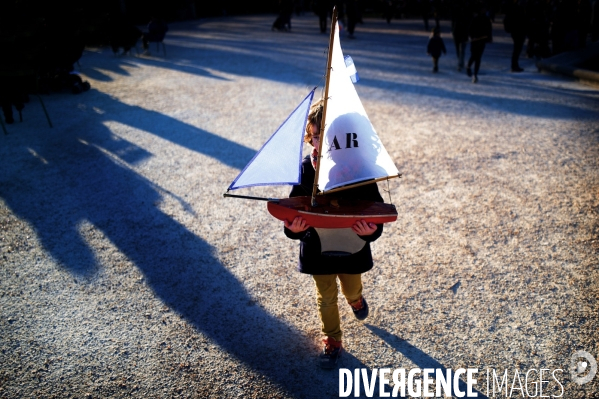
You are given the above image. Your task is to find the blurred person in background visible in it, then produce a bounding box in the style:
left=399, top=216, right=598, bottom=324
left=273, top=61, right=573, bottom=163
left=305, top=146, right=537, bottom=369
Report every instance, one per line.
left=467, top=3, right=493, bottom=82
left=451, top=0, right=473, bottom=71
left=427, top=26, right=447, bottom=72
left=503, top=0, right=527, bottom=72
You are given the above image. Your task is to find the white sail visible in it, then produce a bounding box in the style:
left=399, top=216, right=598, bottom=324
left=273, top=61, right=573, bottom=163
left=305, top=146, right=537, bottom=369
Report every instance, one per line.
left=318, top=23, right=399, bottom=193
left=228, top=90, right=315, bottom=190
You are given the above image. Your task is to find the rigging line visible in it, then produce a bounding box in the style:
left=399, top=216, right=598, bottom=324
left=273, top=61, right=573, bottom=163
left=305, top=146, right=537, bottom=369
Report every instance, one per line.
left=313, top=75, right=325, bottom=97
left=312, top=6, right=337, bottom=206
left=319, top=174, right=401, bottom=195
left=223, top=193, right=279, bottom=202
left=318, top=47, right=328, bottom=99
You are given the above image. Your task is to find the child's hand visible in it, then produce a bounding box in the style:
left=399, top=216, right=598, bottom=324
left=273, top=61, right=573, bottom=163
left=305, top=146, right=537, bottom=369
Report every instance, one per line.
left=284, top=216, right=310, bottom=233
left=352, top=220, right=377, bottom=236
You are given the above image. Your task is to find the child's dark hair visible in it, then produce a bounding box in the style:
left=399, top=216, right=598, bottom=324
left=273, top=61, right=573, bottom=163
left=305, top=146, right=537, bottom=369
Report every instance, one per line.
left=305, top=99, right=324, bottom=144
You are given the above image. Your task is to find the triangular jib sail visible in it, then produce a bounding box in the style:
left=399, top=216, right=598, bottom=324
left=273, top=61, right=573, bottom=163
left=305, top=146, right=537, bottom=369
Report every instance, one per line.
left=317, top=22, right=399, bottom=193
left=228, top=89, right=315, bottom=191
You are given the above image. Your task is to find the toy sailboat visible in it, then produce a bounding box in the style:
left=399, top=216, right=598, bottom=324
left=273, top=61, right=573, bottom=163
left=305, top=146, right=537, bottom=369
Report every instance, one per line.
left=224, top=7, right=401, bottom=228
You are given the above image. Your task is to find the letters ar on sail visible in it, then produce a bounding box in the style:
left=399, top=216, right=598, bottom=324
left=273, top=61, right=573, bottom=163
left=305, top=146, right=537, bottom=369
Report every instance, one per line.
left=318, top=23, right=399, bottom=193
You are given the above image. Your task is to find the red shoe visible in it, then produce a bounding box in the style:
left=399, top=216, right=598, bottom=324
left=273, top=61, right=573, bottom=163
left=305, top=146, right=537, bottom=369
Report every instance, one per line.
left=319, top=336, right=343, bottom=369
left=350, top=296, right=369, bottom=321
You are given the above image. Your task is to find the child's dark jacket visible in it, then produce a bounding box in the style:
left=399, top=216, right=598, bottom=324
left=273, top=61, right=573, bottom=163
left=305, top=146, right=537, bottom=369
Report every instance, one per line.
left=284, top=155, right=384, bottom=275
left=427, top=36, right=447, bottom=58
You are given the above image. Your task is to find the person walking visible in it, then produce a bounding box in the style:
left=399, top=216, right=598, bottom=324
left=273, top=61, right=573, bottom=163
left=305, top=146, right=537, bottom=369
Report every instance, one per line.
left=420, top=0, right=432, bottom=31
left=313, top=0, right=331, bottom=33
left=272, top=0, right=294, bottom=31
left=466, top=4, right=493, bottom=83
left=346, top=0, right=359, bottom=38
left=283, top=99, right=385, bottom=369
left=451, top=0, right=472, bottom=71
left=525, top=0, right=552, bottom=63
left=427, top=26, right=447, bottom=72
left=383, top=0, right=394, bottom=24
left=503, top=0, right=527, bottom=72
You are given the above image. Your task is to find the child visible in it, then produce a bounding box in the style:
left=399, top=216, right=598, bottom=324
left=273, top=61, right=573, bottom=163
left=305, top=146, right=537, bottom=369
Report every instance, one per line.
left=283, top=99, right=385, bottom=369
left=427, top=26, right=447, bottom=73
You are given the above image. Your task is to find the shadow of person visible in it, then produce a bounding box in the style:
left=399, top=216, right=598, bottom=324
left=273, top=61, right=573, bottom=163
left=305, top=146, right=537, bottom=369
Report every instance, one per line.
left=365, top=324, right=489, bottom=398
left=0, top=91, right=354, bottom=396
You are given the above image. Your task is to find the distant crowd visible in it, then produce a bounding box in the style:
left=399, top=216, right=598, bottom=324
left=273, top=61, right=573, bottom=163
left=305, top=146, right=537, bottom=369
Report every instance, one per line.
left=271, top=0, right=598, bottom=82
left=273, top=0, right=598, bottom=56
left=440, top=0, right=597, bottom=80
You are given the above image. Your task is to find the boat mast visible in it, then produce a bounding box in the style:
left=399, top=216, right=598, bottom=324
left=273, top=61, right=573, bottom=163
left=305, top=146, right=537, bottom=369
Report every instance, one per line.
left=311, top=6, right=337, bottom=207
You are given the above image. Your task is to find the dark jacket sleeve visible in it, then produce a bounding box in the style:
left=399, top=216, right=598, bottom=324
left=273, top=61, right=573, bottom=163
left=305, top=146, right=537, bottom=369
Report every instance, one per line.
left=284, top=156, right=315, bottom=240
left=289, top=157, right=315, bottom=198
left=284, top=226, right=308, bottom=240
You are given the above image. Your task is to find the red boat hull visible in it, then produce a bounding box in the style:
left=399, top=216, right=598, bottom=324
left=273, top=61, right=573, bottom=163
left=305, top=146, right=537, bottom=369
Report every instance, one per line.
left=267, top=196, right=397, bottom=228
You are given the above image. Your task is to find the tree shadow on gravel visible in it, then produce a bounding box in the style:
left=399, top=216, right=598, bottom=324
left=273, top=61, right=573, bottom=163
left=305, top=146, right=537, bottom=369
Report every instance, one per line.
left=82, top=50, right=232, bottom=83
left=366, top=325, right=489, bottom=399
left=80, top=27, right=323, bottom=87
left=359, top=78, right=599, bottom=120
left=87, top=88, right=256, bottom=170
left=79, top=58, right=138, bottom=82
left=0, top=92, right=354, bottom=397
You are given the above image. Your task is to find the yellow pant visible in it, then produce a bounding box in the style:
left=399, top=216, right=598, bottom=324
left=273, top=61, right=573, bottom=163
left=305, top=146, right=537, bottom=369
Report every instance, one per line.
left=312, top=274, right=363, bottom=342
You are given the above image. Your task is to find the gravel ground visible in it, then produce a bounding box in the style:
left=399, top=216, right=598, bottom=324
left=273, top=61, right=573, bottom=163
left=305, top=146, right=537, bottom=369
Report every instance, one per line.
left=1, top=14, right=598, bottom=399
